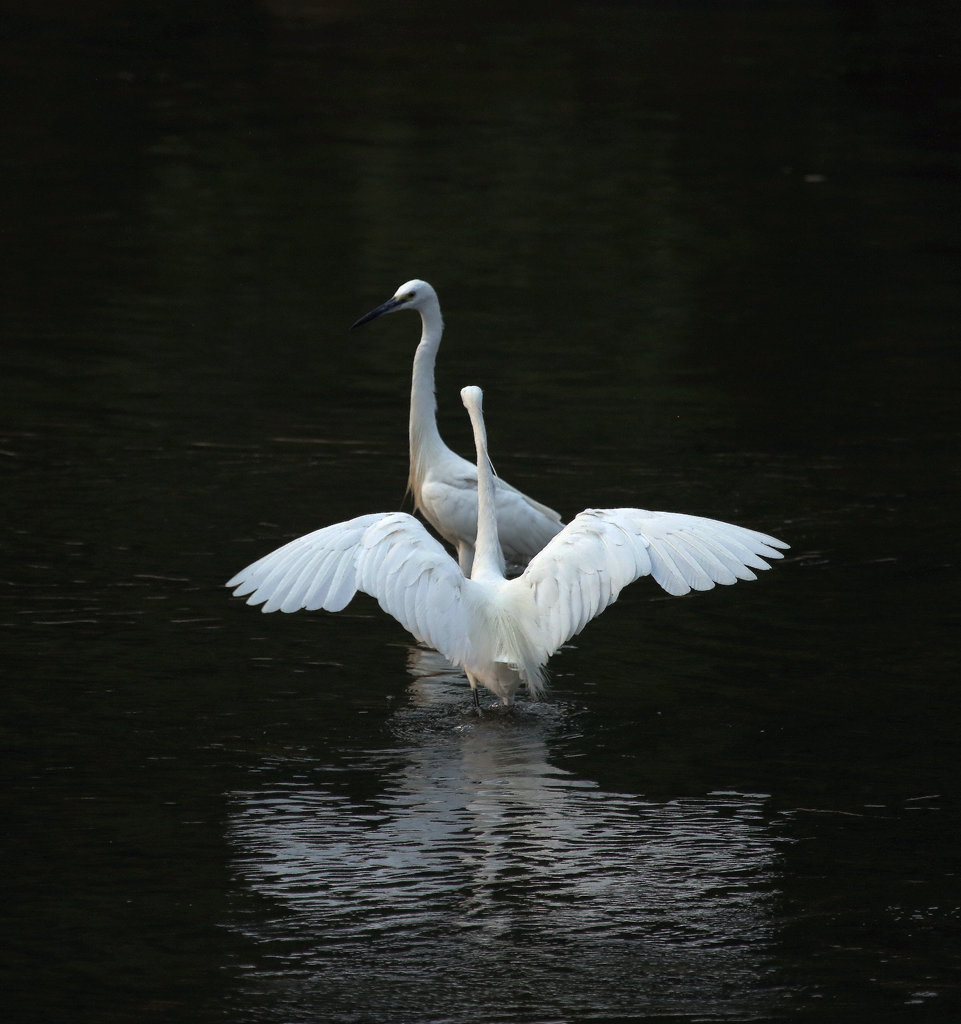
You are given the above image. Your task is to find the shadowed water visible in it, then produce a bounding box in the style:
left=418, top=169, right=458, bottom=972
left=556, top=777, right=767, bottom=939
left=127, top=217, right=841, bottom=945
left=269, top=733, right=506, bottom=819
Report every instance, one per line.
left=2, top=2, right=959, bottom=1023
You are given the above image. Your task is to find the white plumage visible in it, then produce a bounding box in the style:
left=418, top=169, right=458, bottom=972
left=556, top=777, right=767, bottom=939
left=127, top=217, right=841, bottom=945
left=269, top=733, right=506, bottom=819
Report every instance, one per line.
left=351, top=279, right=563, bottom=573
left=227, top=386, right=788, bottom=707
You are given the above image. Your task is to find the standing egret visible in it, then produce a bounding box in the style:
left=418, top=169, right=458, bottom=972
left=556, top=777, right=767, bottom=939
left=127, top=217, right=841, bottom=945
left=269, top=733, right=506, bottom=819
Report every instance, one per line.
left=227, top=386, right=788, bottom=708
left=351, top=280, right=563, bottom=574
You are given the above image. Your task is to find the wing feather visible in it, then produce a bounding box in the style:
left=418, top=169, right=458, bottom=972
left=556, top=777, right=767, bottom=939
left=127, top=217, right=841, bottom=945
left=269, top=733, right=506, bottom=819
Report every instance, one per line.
left=320, top=545, right=367, bottom=613
left=228, top=512, right=481, bottom=668
left=512, top=508, right=787, bottom=657
left=301, top=548, right=349, bottom=610
left=228, top=503, right=787, bottom=695
left=226, top=514, right=386, bottom=611
left=355, top=514, right=476, bottom=662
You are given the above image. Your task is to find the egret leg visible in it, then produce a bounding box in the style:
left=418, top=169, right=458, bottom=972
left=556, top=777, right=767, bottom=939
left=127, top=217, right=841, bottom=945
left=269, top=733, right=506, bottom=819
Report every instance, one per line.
left=467, top=672, right=482, bottom=713
left=456, top=542, right=475, bottom=577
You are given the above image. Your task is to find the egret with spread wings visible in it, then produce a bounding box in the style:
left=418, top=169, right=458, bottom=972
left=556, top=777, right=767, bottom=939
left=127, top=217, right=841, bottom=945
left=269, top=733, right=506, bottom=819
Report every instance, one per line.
left=227, top=386, right=787, bottom=707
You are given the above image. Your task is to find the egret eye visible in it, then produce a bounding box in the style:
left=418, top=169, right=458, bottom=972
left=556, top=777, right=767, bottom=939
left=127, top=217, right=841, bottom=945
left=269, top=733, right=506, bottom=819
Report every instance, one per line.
left=405, top=291, right=416, bottom=300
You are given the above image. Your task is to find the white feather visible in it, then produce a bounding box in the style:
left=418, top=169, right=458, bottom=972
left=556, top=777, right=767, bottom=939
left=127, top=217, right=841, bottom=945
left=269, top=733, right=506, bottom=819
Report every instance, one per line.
left=352, top=280, right=564, bottom=573
left=227, top=387, right=788, bottom=706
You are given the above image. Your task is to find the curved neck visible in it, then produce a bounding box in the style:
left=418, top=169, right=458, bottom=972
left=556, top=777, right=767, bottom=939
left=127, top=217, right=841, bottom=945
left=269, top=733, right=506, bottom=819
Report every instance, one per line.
left=409, top=298, right=447, bottom=481
left=464, top=393, right=506, bottom=580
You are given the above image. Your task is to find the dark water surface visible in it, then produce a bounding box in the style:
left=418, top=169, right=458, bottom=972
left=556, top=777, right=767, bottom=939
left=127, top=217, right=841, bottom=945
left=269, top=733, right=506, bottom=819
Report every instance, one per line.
left=2, top=2, right=959, bottom=1022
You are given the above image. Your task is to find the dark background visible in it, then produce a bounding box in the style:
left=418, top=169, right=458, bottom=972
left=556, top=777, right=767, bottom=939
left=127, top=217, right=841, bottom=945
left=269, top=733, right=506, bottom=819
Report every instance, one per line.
left=2, top=2, right=959, bottom=1021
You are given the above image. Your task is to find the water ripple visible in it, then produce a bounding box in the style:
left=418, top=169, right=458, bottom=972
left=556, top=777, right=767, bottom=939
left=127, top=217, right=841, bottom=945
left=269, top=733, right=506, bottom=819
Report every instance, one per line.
left=227, top=666, right=785, bottom=1022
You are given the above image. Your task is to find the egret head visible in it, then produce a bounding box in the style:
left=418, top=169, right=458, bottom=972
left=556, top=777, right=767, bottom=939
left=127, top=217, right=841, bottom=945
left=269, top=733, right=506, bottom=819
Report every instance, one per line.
left=461, top=385, right=488, bottom=448
left=350, top=279, right=437, bottom=329
left=460, top=385, right=483, bottom=413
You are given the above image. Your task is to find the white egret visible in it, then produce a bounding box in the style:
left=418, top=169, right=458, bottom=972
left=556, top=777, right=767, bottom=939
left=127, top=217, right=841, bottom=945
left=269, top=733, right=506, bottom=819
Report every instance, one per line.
left=227, top=386, right=788, bottom=708
left=351, top=280, right=563, bottom=574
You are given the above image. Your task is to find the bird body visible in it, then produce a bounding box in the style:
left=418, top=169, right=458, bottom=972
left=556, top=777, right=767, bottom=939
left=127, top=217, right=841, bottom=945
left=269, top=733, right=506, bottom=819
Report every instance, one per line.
left=228, top=386, right=788, bottom=706
left=352, top=280, right=563, bottom=573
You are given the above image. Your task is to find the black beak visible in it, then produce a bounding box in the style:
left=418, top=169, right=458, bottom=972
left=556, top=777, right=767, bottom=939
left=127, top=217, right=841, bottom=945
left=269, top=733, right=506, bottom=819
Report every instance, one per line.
left=350, top=296, right=403, bottom=330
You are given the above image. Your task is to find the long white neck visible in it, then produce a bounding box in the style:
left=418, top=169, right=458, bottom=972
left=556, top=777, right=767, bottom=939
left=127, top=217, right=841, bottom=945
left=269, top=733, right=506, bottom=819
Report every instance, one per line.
left=408, top=295, right=447, bottom=501
left=461, top=386, right=506, bottom=580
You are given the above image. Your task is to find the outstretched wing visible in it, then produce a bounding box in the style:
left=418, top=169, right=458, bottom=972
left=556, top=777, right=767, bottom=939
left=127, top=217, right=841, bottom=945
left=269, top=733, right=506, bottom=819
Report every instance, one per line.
left=226, top=516, right=387, bottom=610
left=352, top=513, right=480, bottom=662
left=227, top=513, right=389, bottom=614
left=226, top=511, right=477, bottom=663
left=512, top=508, right=788, bottom=659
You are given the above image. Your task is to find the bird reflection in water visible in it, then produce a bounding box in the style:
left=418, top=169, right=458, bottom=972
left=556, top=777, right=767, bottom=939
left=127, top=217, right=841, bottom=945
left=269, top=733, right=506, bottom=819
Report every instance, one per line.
left=227, top=679, right=784, bottom=1019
